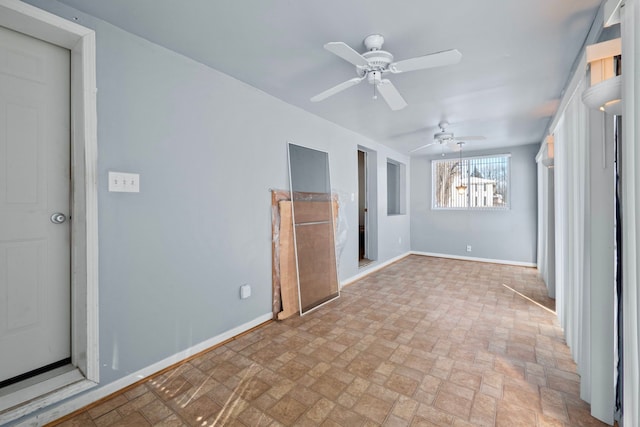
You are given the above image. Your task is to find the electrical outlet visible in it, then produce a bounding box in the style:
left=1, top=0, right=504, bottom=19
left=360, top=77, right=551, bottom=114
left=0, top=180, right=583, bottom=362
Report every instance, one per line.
left=466, top=245, right=472, bottom=252
left=240, top=284, right=251, bottom=299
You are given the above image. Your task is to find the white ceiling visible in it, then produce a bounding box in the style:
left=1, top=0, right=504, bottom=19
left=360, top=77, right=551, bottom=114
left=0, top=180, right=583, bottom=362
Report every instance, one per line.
left=56, top=0, right=603, bottom=155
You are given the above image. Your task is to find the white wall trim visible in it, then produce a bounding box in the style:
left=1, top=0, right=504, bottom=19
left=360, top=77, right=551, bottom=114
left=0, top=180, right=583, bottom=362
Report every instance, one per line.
left=410, top=251, right=537, bottom=268
left=15, top=312, right=273, bottom=426
left=341, top=252, right=411, bottom=287
left=0, top=0, right=99, bottom=424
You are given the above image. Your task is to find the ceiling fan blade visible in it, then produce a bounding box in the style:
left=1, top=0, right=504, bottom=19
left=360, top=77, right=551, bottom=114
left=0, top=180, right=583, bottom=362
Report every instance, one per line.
left=390, top=49, right=462, bottom=73
left=324, top=42, right=369, bottom=67
left=376, top=79, right=408, bottom=111
left=409, top=142, right=436, bottom=153
left=310, top=76, right=365, bottom=102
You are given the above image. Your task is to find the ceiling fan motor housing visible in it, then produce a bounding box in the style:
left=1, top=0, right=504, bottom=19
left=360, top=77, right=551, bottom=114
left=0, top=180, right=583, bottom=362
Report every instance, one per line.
left=355, top=34, right=394, bottom=79
left=361, top=50, right=394, bottom=67
left=358, top=50, right=394, bottom=79
left=434, top=131, right=454, bottom=142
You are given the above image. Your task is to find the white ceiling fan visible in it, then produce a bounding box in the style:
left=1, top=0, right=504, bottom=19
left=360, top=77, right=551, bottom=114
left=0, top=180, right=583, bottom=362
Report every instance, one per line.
left=310, top=34, right=462, bottom=111
left=410, top=121, right=486, bottom=153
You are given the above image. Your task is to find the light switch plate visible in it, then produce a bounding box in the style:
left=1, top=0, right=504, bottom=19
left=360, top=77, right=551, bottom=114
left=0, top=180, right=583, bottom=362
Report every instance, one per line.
left=109, top=172, right=140, bottom=193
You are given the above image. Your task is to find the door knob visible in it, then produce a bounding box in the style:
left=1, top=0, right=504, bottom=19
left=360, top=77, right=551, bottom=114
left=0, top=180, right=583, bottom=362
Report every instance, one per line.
left=50, top=213, right=67, bottom=224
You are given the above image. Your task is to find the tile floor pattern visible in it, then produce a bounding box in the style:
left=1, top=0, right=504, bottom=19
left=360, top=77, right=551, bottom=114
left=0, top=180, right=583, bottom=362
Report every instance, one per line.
left=50, top=256, right=609, bottom=427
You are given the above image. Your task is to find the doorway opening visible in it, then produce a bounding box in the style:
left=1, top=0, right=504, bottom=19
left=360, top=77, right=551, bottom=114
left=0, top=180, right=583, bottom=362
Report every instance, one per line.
left=357, top=147, right=377, bottom=267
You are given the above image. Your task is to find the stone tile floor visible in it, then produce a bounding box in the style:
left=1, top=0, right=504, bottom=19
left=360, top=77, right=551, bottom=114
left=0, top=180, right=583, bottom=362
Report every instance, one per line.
left=50, top=256, right=609, bottom=426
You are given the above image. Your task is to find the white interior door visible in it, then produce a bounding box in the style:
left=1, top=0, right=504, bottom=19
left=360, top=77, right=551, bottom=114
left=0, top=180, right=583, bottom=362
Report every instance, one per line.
left=0, top=26, right=71, bottom=384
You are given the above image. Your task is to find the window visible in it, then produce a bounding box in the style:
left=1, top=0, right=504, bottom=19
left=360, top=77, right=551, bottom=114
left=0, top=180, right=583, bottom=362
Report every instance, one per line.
left=387, top=159, right=406, bottom=215
left=432, top=154, right=510, bottom=209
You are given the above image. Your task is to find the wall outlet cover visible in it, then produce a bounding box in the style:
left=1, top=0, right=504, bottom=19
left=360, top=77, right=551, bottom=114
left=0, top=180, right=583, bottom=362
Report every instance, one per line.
left=240, top=284, right=251, bottom=299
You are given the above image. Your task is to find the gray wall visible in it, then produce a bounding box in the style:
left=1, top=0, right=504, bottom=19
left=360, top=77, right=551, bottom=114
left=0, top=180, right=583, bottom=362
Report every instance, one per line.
left=410, top=143, right=538, bottom=264
left=23, top=0, right=410, bottom=398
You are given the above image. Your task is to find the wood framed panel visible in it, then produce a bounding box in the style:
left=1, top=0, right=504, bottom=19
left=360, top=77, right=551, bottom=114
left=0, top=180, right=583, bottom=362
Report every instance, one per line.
left=287, top=144, right=340, bottom=315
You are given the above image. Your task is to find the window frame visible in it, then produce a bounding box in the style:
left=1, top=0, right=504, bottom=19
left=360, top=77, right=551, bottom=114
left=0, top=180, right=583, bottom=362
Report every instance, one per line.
left=431, top=153, right=511, bottom=211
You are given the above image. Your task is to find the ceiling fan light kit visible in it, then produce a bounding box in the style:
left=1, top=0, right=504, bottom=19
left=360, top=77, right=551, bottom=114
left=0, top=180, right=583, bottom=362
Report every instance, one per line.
left=311, top=34, right=462, bottom=111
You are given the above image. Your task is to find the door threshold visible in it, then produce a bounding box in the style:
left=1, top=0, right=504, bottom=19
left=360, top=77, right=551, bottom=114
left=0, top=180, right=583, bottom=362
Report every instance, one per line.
left=1, top=364, right=75, bottom=399
left=0, top=365, right=91, bottom=417
left=359, top=258, right=374, bottom=268
left=1, top=359, right=72, bottom=390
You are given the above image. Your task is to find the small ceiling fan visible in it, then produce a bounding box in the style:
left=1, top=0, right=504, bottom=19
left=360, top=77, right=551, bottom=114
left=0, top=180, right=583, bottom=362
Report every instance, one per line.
left=310, top=34, right=462, bottom=111
left=410, top=121, right=486, bottom=153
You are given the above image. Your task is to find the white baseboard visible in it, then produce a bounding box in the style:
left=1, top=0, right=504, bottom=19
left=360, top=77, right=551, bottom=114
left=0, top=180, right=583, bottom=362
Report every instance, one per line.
left=410, top=251, right=537, bottom=268
left=341, top=252, right=411, bottom=287
left=16, top=312, right=273, bottom=427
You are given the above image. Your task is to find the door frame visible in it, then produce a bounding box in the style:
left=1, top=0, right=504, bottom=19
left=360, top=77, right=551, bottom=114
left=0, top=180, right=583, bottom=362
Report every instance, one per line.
left=0, top=0, right=98, bottom=423
left=357, top=145, right=378, bottom=263
left=358, top=149, right=369, bottom=260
